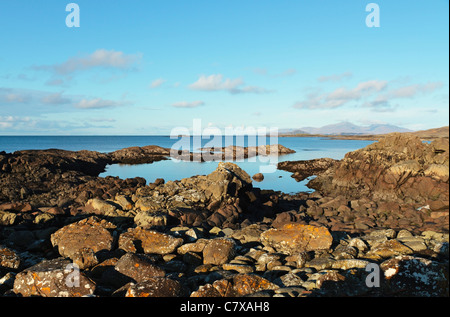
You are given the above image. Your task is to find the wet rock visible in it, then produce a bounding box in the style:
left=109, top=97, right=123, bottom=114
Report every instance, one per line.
left=252, top=173, right=264, bottom=182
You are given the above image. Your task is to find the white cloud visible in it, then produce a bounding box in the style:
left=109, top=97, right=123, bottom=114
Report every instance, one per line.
left=189, top=74, right=272, bottom=94
left=379, top=81, right=443, bottom=99
left=40, top=92, right=71, bottom=105
left=189, top=74, right=242, bottom=91
left=0, top=116, right=32, bottom=130
left=294, top=79, right=444, bottom=112
left=75, top=98, right=129, bottom=109
left=150, top=78, right=166, bottom=88
left=33, top=49, right=142, bottom=75
left=294, top=80, right=388, bottom=109
left=0, top=87, right=131, bottom=112
left=171, top=100, right=205, bottom=108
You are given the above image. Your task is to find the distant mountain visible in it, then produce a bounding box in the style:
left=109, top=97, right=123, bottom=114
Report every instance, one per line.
left=298, top=122, right=413, bottom=135
left=277, top=128, right=309, bottom=135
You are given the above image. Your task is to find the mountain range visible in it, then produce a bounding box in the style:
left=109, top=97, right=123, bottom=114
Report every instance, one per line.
left=280, top=122, right=413, bottom=136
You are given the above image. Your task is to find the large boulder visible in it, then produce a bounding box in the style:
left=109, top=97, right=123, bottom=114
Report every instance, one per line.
left=50, top=216, right=116, bottom=259
left=260, top=223, right=333, bottom=255
left=132, top=162, right=254, bottom=225
left=202, top=238, right=236, bottom=265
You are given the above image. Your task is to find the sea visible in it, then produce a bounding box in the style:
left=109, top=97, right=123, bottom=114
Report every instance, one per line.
left=0, top=136, right=374, bottom=194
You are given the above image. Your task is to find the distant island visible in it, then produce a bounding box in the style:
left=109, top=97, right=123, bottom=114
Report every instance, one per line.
left=280, top=123, right=449, bottom=141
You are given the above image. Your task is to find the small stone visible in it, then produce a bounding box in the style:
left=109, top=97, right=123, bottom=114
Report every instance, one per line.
left=72, top=247, right=99, bottom=270
left=222, top=263, right=254, bottom=274
left=252, top=173, right=264, bottom=182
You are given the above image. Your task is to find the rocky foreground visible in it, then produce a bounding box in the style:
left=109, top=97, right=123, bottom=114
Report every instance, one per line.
left=0, top=135, right=448, bottom=297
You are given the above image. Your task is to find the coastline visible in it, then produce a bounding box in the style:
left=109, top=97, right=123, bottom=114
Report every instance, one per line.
left=0, top=131, right=448, bottom=298
left=279, top=126, right=450, bottom=141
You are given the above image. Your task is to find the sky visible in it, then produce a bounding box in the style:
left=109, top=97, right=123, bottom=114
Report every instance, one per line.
left=0, top=0, right=448, bottom=135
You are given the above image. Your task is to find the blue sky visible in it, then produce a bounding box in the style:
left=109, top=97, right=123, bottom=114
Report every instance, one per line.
left=0, top=0, right=448, bottom=135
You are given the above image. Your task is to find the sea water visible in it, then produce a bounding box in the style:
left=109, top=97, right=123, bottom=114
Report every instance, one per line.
left=0, top=135, right=374, bottom=194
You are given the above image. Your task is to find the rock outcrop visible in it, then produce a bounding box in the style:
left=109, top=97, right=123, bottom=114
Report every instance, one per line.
left=278, top=158, right=336, bottom=182
left=308, top=134, right=449, bottom=205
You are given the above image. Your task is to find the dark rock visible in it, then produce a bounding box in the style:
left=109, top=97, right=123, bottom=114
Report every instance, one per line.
left=114, top=253, right=165, bottom=283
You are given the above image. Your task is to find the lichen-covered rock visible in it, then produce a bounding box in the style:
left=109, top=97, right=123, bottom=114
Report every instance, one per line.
left=118, top=227, right=183, bottom=255
left=260, top=223, right=333, bottom=255
left=0, top=245, right=21, bottom=269
left=13, top=258, right=95, bottom=297
left=202, top=237, right=236, bottom=265
left=134, top=210, right=169, bottom=228
left=50, top=216, right=116, bottom=259
left=0, top=211, right=17, bottom=226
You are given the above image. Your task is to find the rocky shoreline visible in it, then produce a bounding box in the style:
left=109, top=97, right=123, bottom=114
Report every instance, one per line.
left=0, top=134, right=448, bottom=297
